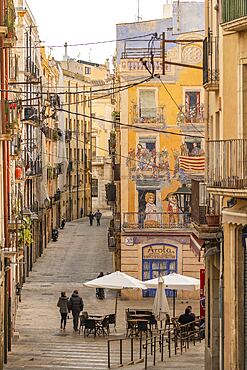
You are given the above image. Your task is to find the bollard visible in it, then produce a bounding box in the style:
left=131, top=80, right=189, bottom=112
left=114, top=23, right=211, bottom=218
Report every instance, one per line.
left=139, top=334, right=142, bottom=359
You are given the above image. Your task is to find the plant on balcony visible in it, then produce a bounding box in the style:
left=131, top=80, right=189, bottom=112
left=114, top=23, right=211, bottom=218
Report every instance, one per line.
left=47, top=165, right=53, bottom=180
left=206, top=209, right=220, bottom=227
left=18, top=216, right=33, bottom=249
left=53, top=130, right=59, bottom=141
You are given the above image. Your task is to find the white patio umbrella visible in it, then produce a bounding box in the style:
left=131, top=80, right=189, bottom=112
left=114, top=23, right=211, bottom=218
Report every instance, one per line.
left=83, top=271, right=147, bottom=323
left=145, top=273, right=200, bottom=317
left=153, top=276, right=170, bottom=327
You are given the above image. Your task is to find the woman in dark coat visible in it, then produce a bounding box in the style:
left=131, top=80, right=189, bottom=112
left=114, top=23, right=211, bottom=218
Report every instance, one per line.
left=57, top=291, right=69, bottom=330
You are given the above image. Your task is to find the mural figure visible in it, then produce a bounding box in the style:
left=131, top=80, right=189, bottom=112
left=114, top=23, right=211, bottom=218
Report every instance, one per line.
left=167, top=193, right=179, bottom=226
left=180, top=143, right=189, bottom=156
left=191, top=142, right=201, bottom=156
left=127, top=143, right=171, bottom=182
left=144, top=192, right=158, bottom=228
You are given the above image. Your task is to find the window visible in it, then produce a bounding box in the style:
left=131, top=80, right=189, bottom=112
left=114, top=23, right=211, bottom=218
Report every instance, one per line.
left=92, top=178, right=98, bottom=197
left=185, top=91, right=201, bottom=122
left=85, top=67, right=91, bottom=75
left=139, top=89, right=156, bottom=120
left=92, top=137, right=96, bottom=160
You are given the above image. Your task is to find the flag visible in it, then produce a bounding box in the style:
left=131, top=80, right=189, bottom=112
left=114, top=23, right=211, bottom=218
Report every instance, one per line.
left=179, top=156, right=205, bottom=173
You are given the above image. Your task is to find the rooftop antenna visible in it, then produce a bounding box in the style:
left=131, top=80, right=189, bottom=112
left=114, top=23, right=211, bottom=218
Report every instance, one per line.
left=137, top=0, right=142, bottom=22
left=63, top=42, right=68, bottom=61
left=89, top=48, right=92, bottom=61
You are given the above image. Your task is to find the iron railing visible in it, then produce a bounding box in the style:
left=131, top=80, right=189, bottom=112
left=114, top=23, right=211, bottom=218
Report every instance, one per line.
left=207, top=139, right=247, bottom=189
left=222, top=0, right=247, bottom=23
left=203, top=36, right=219, bottom=87
left=132, top=105, right=165, bottom=125
left=123, top=212, right=191, bottom=230
left=176, top=104, right=205, bottom=125
left=107, top=319, right=204, bottom=369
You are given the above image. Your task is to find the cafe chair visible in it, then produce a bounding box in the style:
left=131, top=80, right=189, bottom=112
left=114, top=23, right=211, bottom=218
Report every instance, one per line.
left=137, top=321, right=151, bottom=337
left=97, top=316, right=110, bottom=336
left=106, top=314, right=116, bottom=331
left=149, top=314, right=158, bottom=331
left=84, top=318, right=97, bottom=337
left=79, top=312, right=88, bottom=335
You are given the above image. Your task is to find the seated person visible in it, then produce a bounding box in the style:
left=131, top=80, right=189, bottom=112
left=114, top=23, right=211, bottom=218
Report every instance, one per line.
left=187, top=305, right=196, bottom=320
left=178, top=307, right=195, bottom=326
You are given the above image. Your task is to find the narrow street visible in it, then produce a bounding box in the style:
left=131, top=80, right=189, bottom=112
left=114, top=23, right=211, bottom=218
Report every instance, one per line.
left=4, top=214, right=204, bottom=370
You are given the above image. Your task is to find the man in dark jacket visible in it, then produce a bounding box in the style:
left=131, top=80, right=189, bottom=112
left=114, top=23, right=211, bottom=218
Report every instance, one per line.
left=68, top=290, right=84, bottom=331
left=94, top=210, right=102, bottom=226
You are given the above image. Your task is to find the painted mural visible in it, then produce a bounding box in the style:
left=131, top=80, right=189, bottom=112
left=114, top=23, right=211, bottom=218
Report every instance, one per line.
left=126, top=140, right=204, bottom=227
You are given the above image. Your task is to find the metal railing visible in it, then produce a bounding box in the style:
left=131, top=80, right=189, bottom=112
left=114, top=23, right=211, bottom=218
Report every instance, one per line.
left=176, top=104, right=205, bottom=125
left=107, top=319, right=204, bottom=369
left=203, top=36, right=219, bottom=87
left=207, top=139, right=247, bottom=189
left=132, top=105, right=165, bottom=125
left=123, top=212, right=191, bottom=230
left=222, top=0, right=247, bottom=23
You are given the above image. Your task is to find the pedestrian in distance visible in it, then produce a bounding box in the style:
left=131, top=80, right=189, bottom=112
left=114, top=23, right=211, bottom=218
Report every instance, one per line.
left=57, top=291, right=69, bottom=330
left=68, top=290, right=84, bottom=332
left=80, top=207, right=83, bottom=218
left=96, top=272, right=104, bottom=299
left=94, top=209, right=102, bottom=226
left=60, top=217, right=66, bottom=229
left=88, top=211, right=94, bottom=226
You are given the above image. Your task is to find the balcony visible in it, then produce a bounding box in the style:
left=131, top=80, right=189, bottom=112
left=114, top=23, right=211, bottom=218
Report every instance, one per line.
left=207, top=139, right=247, bottom=195
left=203, top=36, right=219, bottom=91
left=26, top=160, right=42, bottom=177
left=176, top=104, right=205, bottom=128
left=222, top=0, right=247, bottom=31
left=132, top=105, right=166, bottom=126
left=122, top=212, right=191, bottom=231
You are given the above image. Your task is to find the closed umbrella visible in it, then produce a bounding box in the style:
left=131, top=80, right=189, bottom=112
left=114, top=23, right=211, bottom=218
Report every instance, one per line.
left=153, top=276, right=170, bottom=327
left=83, top=271, right=147, bottom=325
left=145, top=273, right=200, bottom=317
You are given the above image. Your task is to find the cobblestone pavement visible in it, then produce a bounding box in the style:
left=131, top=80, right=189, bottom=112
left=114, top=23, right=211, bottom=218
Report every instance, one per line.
left=4, top=215, right=204, bottom=370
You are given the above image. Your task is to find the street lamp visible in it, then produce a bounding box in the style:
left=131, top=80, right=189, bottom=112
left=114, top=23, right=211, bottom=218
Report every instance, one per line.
left=174, top=184, right=191, bottom=213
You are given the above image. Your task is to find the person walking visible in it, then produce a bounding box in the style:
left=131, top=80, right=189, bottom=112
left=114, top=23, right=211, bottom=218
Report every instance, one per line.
left=94, top=209, right=102, bottom=226
left=80, top=207, right=83, bottom=218
left=88, top=211, right=94, bottom=226
left=57, top=291, right=69, bottom=330
left=68, top=290, right=84, bottom=332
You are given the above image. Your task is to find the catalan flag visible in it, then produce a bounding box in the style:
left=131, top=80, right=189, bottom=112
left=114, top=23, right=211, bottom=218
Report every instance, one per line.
left=179, top=156, right=205, bottom=173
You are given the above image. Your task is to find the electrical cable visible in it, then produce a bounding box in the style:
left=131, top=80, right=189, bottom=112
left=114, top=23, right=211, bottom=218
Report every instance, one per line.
left=4, top=33, right=156, bottom=50
left=59, top=108, right=204, bottom=139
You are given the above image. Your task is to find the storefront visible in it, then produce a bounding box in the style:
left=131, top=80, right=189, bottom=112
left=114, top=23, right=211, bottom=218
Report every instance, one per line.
left=142, top=243, right=177, bottom=297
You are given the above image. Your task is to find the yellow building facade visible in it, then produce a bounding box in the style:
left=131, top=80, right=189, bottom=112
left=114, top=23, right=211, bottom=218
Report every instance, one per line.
left=116, top=9, right=205, bottom=300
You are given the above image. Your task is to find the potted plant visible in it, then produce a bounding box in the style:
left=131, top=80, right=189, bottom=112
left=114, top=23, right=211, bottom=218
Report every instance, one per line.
left=206, top=209, right=220, bottom=227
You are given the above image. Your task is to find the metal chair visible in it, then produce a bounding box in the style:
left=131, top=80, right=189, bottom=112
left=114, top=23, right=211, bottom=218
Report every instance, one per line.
left=97, top=316, right=109, bottom=336
left=79, top=311, right=88, bottom=335
left=84, top=318, right=97, bottom=337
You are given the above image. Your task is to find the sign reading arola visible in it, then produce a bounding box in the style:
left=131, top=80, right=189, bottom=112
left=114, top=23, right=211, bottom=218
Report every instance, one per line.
left=143, top=245, right=177, bottom=260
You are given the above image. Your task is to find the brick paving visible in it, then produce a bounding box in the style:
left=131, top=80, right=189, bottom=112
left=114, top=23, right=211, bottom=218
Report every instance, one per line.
left=4, top=214, right=204, bottom=370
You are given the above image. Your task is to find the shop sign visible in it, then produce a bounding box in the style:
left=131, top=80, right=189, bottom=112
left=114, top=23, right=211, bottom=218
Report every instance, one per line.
left=143, top=244, right=177, bottom=260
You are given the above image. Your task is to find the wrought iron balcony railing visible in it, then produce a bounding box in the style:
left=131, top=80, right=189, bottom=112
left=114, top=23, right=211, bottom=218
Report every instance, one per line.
left=222, top=0, right=247, bottom=23
left=132, top=105, right=165, bottom=125
left=207, top=139, right=247, bottom=189
left=203, top=36, right=219, bottom=90
left=176, top=104, right=205, bottom=125
left=122, top=212, right=191, bottom=230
